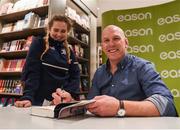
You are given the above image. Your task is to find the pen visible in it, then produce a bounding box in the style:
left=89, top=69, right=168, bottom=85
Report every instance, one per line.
left=61, top=85, right=64, bottom=103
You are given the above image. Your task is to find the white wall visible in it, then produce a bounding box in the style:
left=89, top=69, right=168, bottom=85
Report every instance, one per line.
left=97, top=0, right=175, bottom=26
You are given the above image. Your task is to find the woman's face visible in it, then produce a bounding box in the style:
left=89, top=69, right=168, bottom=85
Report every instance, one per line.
left=49, top=21, right=68, bottom=42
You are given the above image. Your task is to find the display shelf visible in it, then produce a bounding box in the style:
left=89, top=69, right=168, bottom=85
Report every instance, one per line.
left=68, top=35, right=89, bottom=48
left=77, top=57, right=89, bottom=63
left=72, top=20, right=90, bottom=34
left=0, top=71, right=22, bottom=76
left=0, top=0, right=94, bottom=100
left=0, top=93, right=23, bottom=97
left=0, top=27, right=45, bottom=42
left=80, top=74, right=89, bottom=78
left=0, top=50, right=28, bottom=58
left=0, top=5, right=48, bottom=23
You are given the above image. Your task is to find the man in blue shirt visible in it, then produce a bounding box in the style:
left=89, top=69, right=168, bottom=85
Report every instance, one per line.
left=86, top=25, right=178, bottom=117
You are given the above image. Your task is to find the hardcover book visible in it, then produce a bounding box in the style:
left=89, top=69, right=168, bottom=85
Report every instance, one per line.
left=31, top=100, right=95, bottom=118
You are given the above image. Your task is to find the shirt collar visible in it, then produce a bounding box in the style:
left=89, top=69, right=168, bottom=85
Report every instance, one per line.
left=48, top=35, right=64, bottom=48
left=105, top=53, right=130, bottom=73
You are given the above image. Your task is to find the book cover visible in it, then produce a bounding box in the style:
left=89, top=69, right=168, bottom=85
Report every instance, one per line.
left=31, top=100, right=95, bottom=118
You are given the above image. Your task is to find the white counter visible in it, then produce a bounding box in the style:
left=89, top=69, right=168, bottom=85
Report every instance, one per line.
left=0, top=106, right=180, bottom=129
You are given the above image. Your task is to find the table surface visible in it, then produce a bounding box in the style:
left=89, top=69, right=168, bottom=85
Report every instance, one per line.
left=0, top=106, right=180, bottom=129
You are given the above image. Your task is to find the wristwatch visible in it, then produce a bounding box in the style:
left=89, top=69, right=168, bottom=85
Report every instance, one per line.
left=117, top=100, right=126, bottom=117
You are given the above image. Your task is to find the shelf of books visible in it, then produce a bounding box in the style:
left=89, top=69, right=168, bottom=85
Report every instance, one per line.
left=0, top=50, right=28, bottom=58
left=80, top=74, right=89, bottom=78
left=68, top=36, right=89, bottom=48
left=65, top=1, right=91, bottom=98
left=0, top=92, right=23, bottom=97
left=0, top=71, right=22, bottom=76
left=0, top=27, right=45, bottom=41
left=72, top=19, right=90, bottom=33
left=0, top=0, right=92, bottom=105
left=0, top=5, right=49, bottom=23
left=0, top=0, right=49, bottom=107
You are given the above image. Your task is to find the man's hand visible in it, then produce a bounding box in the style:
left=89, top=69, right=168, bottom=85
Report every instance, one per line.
left=52, top=88, right=73, bottom=105
left=86, top=95, right=119, bottom=116
left=15, top=100, right=32, bottom=107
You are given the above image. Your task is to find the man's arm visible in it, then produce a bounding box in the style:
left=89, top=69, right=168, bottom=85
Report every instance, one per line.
left=138, top=62, right=177, bottom=116
left=87, top=95, right=160, bottom=117
left=123, top=100, right=160, bottom=116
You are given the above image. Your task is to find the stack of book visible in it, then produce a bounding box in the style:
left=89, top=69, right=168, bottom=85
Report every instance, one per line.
left=0, top=59, right=26, bottom=72
left=0, top=36, right=33, bottom=52
left=0, top=79, right=23, bottom=94
left=0, top=0, right=49, bottom=15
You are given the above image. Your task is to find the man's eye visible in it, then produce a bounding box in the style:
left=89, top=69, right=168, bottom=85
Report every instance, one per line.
left=114, top=37, right=121, bottom=41
left=104, top=39, right=109, bottom=43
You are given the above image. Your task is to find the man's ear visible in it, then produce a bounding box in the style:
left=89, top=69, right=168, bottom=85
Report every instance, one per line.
left=101, top=42, right=106, bottom=53
left=125, top=38, right=129, bottom=48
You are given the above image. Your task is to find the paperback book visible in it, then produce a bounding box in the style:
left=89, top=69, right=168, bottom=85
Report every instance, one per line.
left=31, top=100, right=95, bottom=118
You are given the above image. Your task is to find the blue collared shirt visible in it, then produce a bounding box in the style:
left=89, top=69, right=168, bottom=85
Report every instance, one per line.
left=88, top=54, right=178, bottom=116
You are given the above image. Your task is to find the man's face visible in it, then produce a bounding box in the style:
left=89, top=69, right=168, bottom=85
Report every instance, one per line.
left=102, top=26, right=128, bottom=62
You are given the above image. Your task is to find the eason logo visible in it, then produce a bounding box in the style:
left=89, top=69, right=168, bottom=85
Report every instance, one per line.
left=161, top=69, right=180, bottom=79
left=128, top=44, right=154, bottom=53
left=159, top=32, right=180, bottom=43
left=171, top=89, right=180, bottom=97
left=125, top=28, right=153, bottom=37
left=117, top=12, right=152, bottom=22
left=160, top=50, right=180, bottom=60
left=157, top=14, right=180, bottom=26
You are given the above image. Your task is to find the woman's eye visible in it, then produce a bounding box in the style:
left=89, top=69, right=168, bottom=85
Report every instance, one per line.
left=61, top=30, right=66, bottom=33
left=53, top=29, right=59, bottom=32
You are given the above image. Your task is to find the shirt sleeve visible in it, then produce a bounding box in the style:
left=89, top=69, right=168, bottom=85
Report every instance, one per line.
left=138, top=62, right=178, bottom=116
left=20, top=36, right=44, bottom=103
left=64, top=49, right=80, bottom=100
left=145, top=94, right=178, bottom=116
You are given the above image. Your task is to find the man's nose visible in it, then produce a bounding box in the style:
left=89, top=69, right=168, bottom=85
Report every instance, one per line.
left=108, top=40, right=115, bottom=46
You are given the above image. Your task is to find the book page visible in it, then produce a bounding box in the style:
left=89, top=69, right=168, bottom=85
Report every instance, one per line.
left=31, top=105, right=56, bottom=118
left=67, top=100, right=95, bottom=108
left=57, top=100, right=95, bottom=118
left=59, top=100, right=95, bottom=113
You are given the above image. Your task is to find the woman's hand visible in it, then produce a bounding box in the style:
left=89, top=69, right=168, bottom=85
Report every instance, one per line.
left=15, top=100, right=32, bottom=107
left=52, top=88, right=73, bottom=105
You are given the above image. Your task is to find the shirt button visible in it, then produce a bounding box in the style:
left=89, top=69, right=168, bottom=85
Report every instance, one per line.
left=112, top=84, right=114, bottom=87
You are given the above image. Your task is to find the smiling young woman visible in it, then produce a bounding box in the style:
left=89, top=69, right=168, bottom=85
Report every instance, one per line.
left=15, top=15, right=80, bottom=107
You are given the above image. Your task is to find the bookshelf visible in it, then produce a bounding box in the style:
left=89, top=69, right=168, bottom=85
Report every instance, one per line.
left=0, top=27, right=45, bottom=41
left=0, top=50, right=28, bottom=58
left=0, top=92, right=22, bottom=97
left=0, top=5, right=48, bottom=23
left=0, top=0, right=48, bottom=106
left=0, top=71, right=22, bottom=76
left=0, top=0, right=97, bottom=105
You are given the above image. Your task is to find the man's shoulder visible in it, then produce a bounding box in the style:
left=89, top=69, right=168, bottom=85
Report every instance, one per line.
left=94, top=64, right=107, bottom=75
left=129, top=54, right=152, bottom=68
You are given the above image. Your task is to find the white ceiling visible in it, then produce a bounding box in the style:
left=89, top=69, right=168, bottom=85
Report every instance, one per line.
left=97, top=0, right=175, bottom=26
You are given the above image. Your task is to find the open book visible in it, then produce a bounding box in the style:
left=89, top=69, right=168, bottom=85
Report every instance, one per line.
left=30, top=100, right=95, bottom=118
